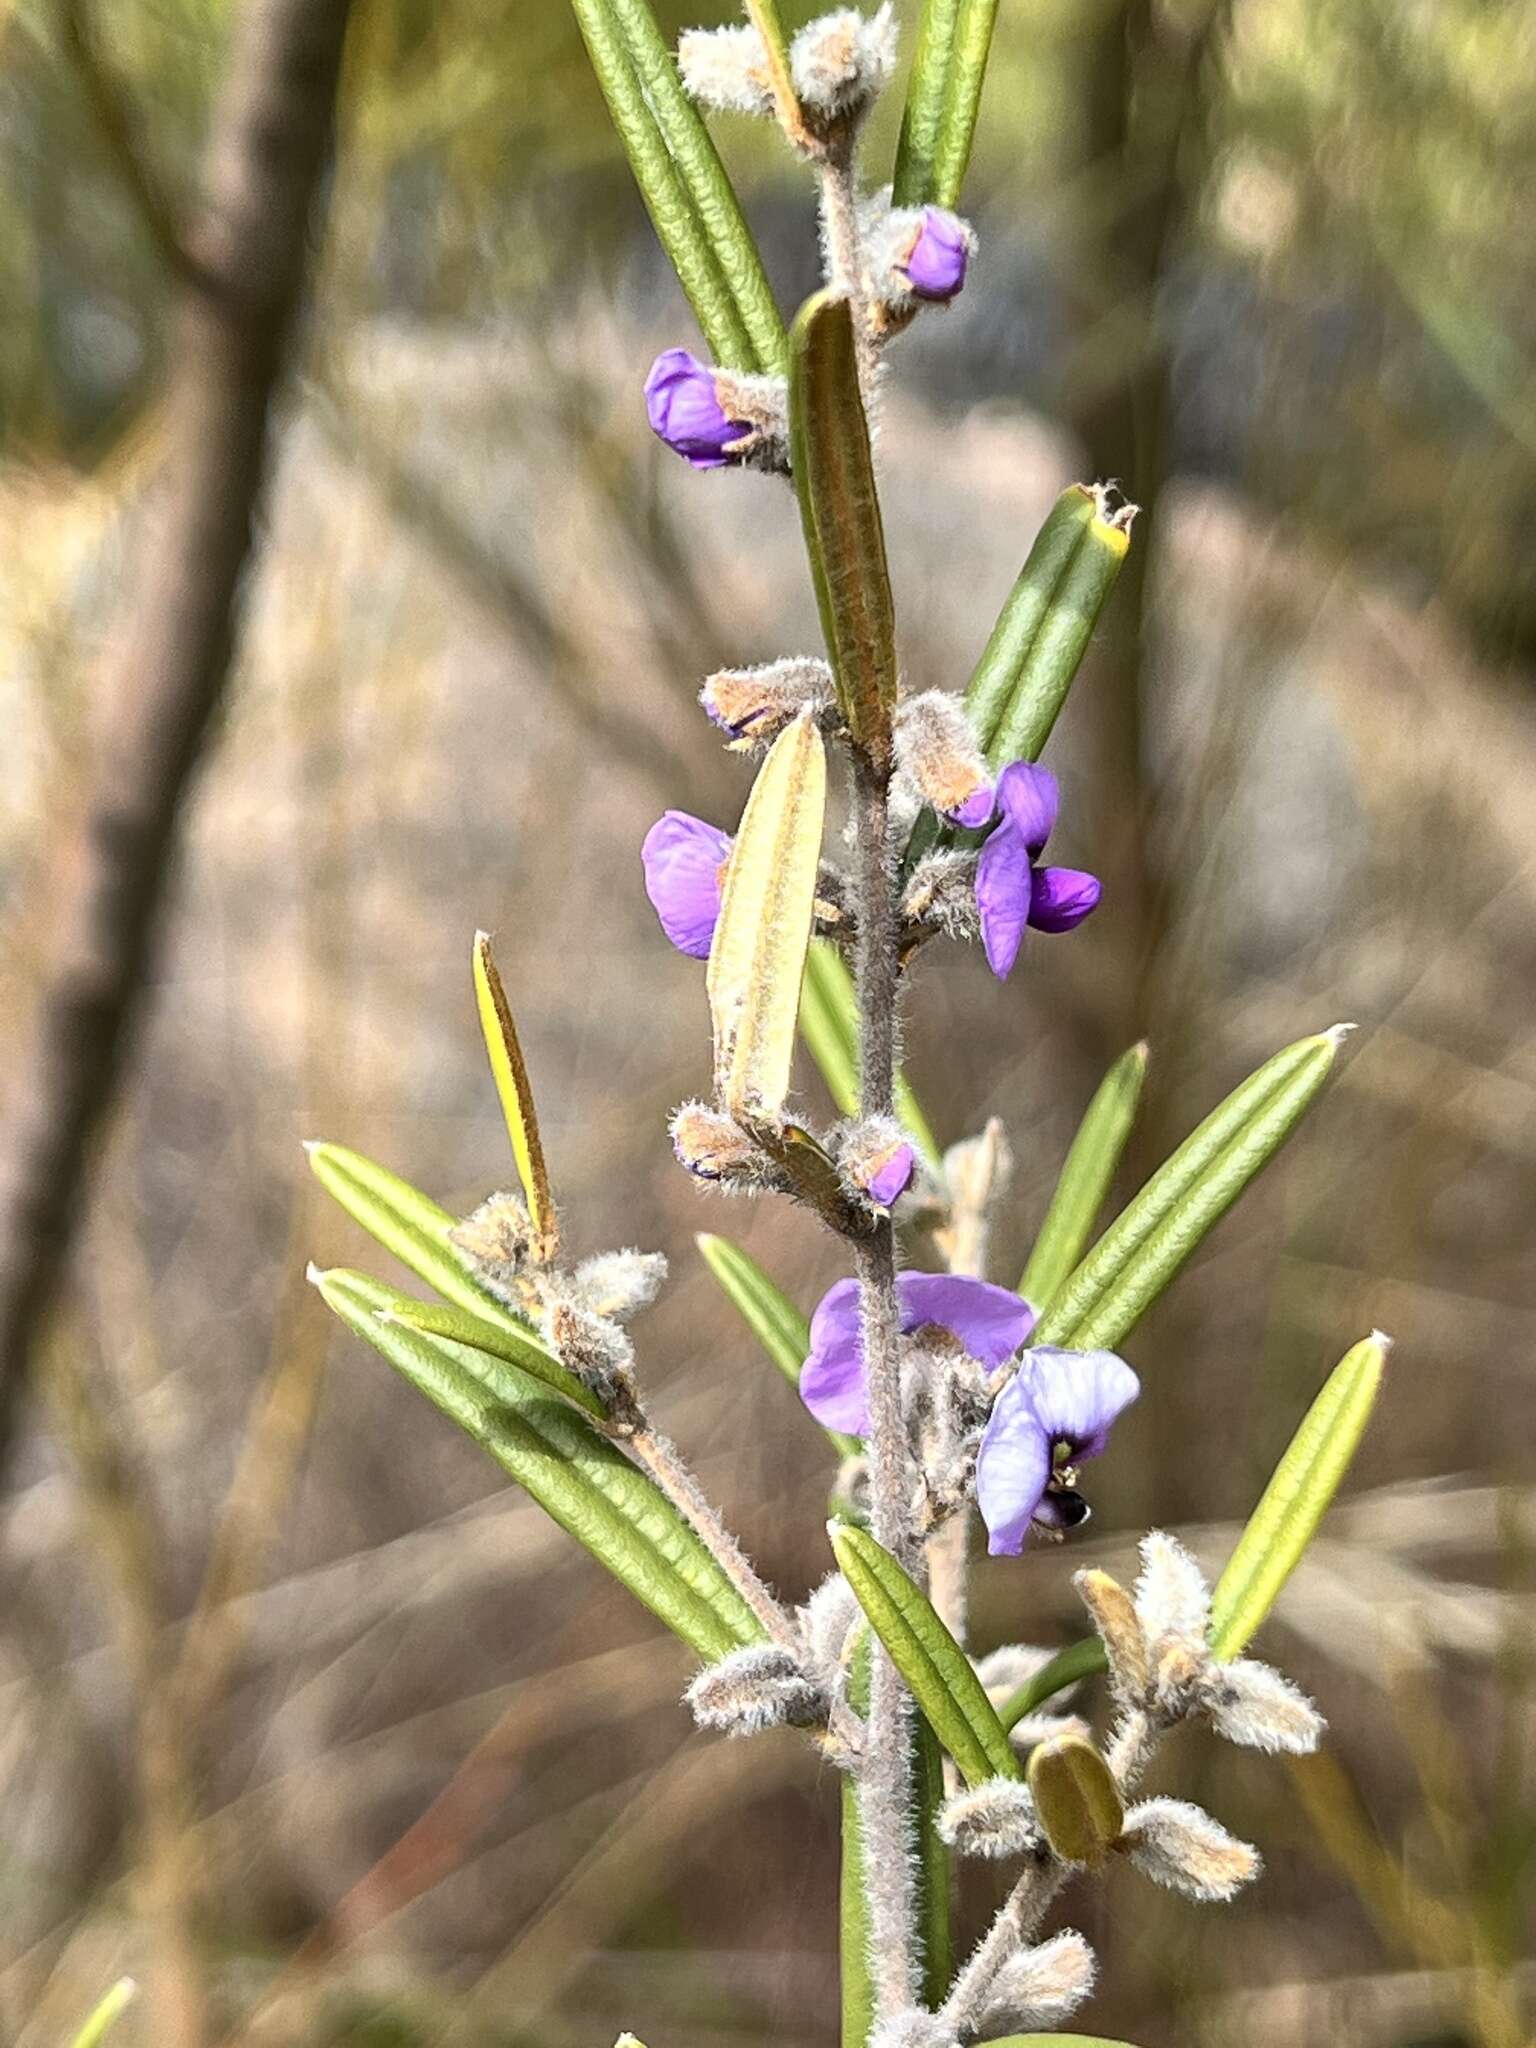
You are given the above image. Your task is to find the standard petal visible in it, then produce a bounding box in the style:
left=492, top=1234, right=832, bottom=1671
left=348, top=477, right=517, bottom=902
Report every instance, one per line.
left=643, top=348, right=747, bottom=468
left=799, top=1277, right=869, bottom=1434
left=976, top=1373, right=1052, bottom=1555
left=1028, top=865, right=1101, bottom=933
left=1019, top=1346, right=1140, bottom=1460
left=974, top=815, right=1035, bottom=979
left=897, top=1272, right=1036, bottom=1365
left=996, top=760, right=1060, bottom=854
left=640, top=811, right=732, bottom=958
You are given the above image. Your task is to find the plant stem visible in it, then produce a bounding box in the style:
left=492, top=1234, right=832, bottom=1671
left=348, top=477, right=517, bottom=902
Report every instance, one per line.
left=940, top=1856, right=1066, bottom=2035
left=626, top=1423, right=797, bottom=1649
left=849, top=751, right=922, bottom=2019
left=819, top=150, right=878, bottom=396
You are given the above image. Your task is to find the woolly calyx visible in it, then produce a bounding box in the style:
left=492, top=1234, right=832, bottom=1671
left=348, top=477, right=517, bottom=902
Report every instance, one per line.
left=1206, top=1657, right=1325, bottom=1755
left=936, top=1776, right=1040, bottom=1859
left=677, top=21, right=775, bottom=115
left=789, top=3, right=897, bottom=121
left=571, top=1249, right=668, bottom=1322
left=894, top=691, right=993, bottom=827
left=838, top=1115, right=916, bottom=1213
left=1120, top=1797, right=1262, bottom=1902
left=450, top=1190, right=541, bottom=1301
left=700, top=657, right=835, bottom=748
left=685, top=1645, right=825, bottom=1737
left=975, top=1929, right=1097, bottom=2035
left=669, top=1102, right=780, bottom=1191
left=869, top=2010, right=956, bottom=2048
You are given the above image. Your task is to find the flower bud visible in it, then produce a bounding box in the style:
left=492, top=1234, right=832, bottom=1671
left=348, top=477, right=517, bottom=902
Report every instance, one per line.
left=543, top=1291, right=636, bottom=1405
left=897, top=206, right=973, bottom=302
left=797, top=1570, right=860, bottom=1679
left=1120, top=1797, right=1261, bottom=1902
left=700, top=657, right=834, bottom=747
left=976, top=1929, right=1096, bottom=2035
left=1074, top=1566, right=1151, bottom=1705
left=571, top=1249, right=668, bottom=1322
left=789, top=3, right=897, bottom=119
left=449, top=1190, right=539, bottom=1301
left=839, top=1116, right=915, bottom=1212
left=669, top=1102, right=760, bottom=1183
left=685, top=1644, right=824, bottom=1736
left=869, top=2010, right=955, bottom=2048
left=677, top=22, right=775, bottom=115
left=645, top=349, right=753, bottom=469
left=936, top=1775, right=1039, bottom=1858
left=1026, top=1733, right=1124, bottom=1867
left=1134, top=1529, right=1211, bottom=1653
left=894, top=691, right=993, bottom=826
left=1205, top=1657, right=1325, bottom=1755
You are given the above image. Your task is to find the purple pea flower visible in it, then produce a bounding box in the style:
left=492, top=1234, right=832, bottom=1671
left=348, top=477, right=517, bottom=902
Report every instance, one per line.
left=645, top=348, right=751, bottom=469
left=974, top=760, right=1101, bottom=980
left=976, top=1347, right=1140, bottom=1554
left=641, top=810, right=731, bottom=958
left=800, top=1272, right=1036, bottom=1437
left=865, top=1141, right=915, bottom=1208
left=899, top=207, right=971, bottom=302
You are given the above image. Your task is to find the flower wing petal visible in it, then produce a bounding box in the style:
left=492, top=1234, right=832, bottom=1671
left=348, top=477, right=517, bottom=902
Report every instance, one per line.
left=799, top=1277, right=869, bottom=1434
left=974, top=814, right=1035, bottom=979
left=976, top=1373, right=1053, bottom=1555
left=641, top=811, right=732, bottom=958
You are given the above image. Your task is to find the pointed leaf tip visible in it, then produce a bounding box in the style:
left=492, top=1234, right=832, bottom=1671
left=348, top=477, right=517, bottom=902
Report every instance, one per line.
left=472, top=932, right=558, bottom=1260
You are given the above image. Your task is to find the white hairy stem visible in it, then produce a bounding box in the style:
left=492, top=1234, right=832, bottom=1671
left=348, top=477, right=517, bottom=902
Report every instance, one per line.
left=626, top=1425, right=798, bottom=1649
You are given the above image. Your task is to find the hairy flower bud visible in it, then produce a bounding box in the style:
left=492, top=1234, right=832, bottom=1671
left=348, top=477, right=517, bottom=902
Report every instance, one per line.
left=895, top=691, right=993, bottom=826
left=1205, top=1657, right=1325, bottom=1754
left=1120, top=1797, right=1261, bottom=1901
left=1074, top=1566, right=1151, bottom=1705
left=645, top=349, right=753, bottom=468
left=700, top=657, right=835, bottom=747
left=1134, top=1529, right=1211, bottom=1654
left=902, top=851, right=981, bottom=940
left=869, top=2010, right=955, bottom=2048
left=685, top=1644, right=824, bottom=1736
left=838, top=1116, right=915, bottom=1212
left=677, top=21, right=775, bottom=115
left=797, top=1570, right=860, bottom=1679
left=571, top=1249, right=668, bottom=1322
left=544, top=1291, right=636, bottom=1405
left=936, top=1775, right=1040, bottom=1858
left=789, top=3, right=896, bottom=119
left=670, top=1102, right=774, bottom=1188
left=895, top=206, right=973, bottom=302
left=976, top=1929, right=1096, bottom=2034
left=450, top=1190, right=539, bottom=1301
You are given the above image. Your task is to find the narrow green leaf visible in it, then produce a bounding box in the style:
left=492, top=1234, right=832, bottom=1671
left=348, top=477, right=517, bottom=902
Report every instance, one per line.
left=602, top=0, right=787, bottom=372
left=473, top=932, right=558, bottom=1258
left=315, top=1266, right=764, bottom=1660
left=833, top=1525, right=1020, bottom=1785
left=998, top=1635, right=1106, bottom=1731
left=840, top=1634, right=876, bottom=2048
left=695, top=1232, right=808, bottom=1385
left=708, top=714, right=827, bottom=1119
left=789, top=293, right=898, bottom=767
left=1020, top=1041, right=1148, bottom=1307
left=1032, top=1027, right=1345, bottom=1354
left=377, top=1293, right=606, bottom=1419
left=306, top=1140, right=525, bottom=1328
left=801, top=939, right=942, bottom=1169
left=69, top=1980, right=137, bottom=2048
left=695, top=1232, right=860, bottom=1457
left=891, top=0, right=961, bottom=208
left=914, top=1702, right=954, bottom=2004
left=971, top=483, right=1133, bottom=772
left=568, top=0, right=757, bottom=369
left=1210, top=1332, right=1388, bottom=1660
left=976, top=2036, right=1145, bottom=2047
left=928, top=0, right=1002, bottom=209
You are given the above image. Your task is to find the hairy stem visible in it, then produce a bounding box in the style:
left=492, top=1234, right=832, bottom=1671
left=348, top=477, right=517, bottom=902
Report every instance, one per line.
left=626, top=1424, right=797, bottom=1648
left=849, top=752, right=922, bottom=2019
left=819, top=149, right=878, bottom=396
left=940, top=1855, right=1066, bottom=2036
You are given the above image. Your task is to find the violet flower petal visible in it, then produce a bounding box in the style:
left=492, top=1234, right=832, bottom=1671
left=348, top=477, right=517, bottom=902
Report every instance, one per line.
left=996, top=760, right=1060, bottom=854
left=897, top=1272, right=1036, bottom=1365
left=974, top=812, right=1035, bottom=979
left=976, top=1372, right=1053, bottom=1556
left=866, top=1142, right=915, bottom=1209
left=800, top=1277, right=870, bottom=1435
left=1028, top=865, right=1102, bottom=933
left=901, top=207, right=970, bottom=301
left=948, top=782, right=996, bottom=829
left=1018, top=1345, right=1140, bottom=1460
left=640, top=810, right=731, bottom=958
left=644, top=348, right=749, bottom=469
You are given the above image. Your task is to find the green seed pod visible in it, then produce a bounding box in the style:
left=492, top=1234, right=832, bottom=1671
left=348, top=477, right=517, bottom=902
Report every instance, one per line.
left=1026, top=1732, right=1125, bottom=1866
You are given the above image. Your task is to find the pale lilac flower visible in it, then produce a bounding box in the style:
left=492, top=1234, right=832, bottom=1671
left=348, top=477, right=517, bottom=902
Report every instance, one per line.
left=645, top=348, right=751, bottom=468
left=800, top=1273, right=1036, bottom=1436
left=974, top=761, right=1100, bottom=979
left=976, top=1347, right=1140, bottom=1555
left=641, top=811, right=731, bottom=957
left=899, top=207, right=971, bottom=301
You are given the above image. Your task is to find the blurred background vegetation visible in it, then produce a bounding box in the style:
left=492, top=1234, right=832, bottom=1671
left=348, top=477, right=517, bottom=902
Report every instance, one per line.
left=0, top=0, right=1532, bottom=2044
